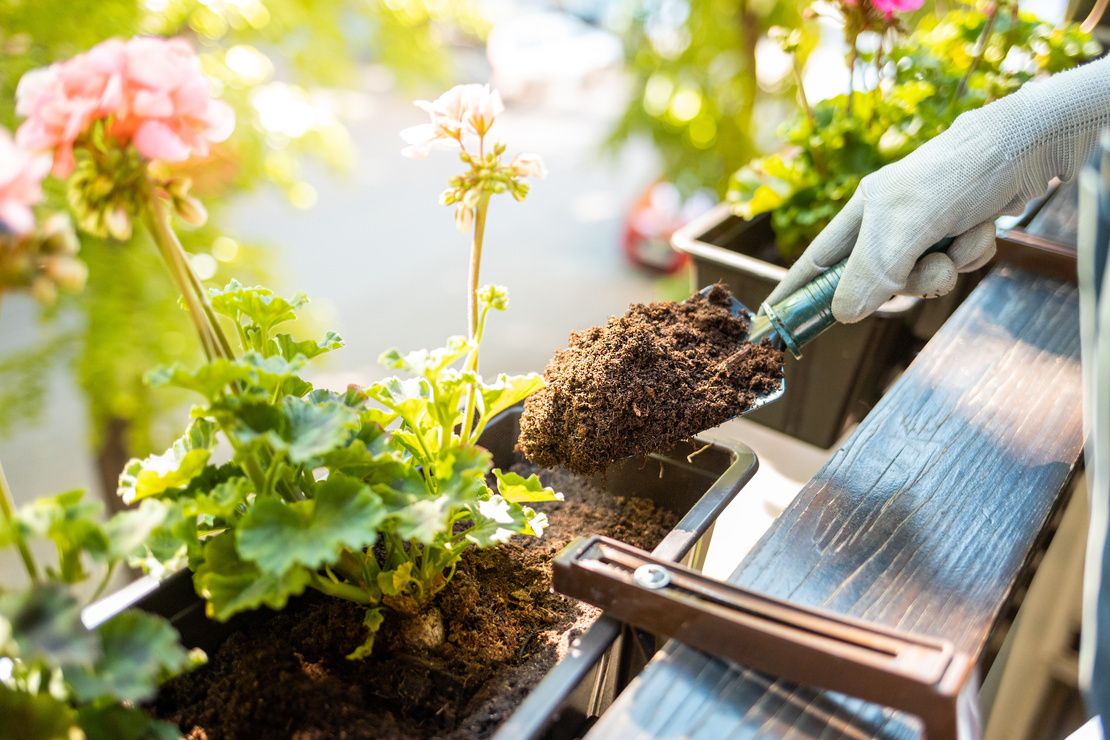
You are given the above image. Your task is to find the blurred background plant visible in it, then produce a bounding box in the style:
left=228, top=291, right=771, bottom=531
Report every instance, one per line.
left=0, top=0, right=485, bottom=505
left=726, top=0, right=1102, bottom=262
left=605, top=0, right=816, bottom=200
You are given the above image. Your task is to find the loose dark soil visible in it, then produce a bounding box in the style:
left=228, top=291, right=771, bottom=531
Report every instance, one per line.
left=518, top=285, right=784, bottom=475
left=151, top=464, right=678, bottom=740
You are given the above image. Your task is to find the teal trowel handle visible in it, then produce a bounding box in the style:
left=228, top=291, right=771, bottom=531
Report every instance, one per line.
left=760, top=237, right=956, bottom=358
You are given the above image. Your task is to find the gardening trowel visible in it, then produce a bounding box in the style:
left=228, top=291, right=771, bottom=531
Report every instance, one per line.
left=711, top=236, right=956, bottom=419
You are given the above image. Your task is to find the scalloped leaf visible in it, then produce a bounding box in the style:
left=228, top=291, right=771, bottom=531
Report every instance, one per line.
left=279, top=397, right=360, bottom=464
left=463, top=495, right=528, bottom=547
left=436, top=446, right=493, bottom=507
left=238, top=352, right=311, bottom=396
left=0, top=685, right=78, bottom=740
left=0, top=585, right=98, bottom=666
left=478, top=373, right=544, bottom=423
left=194, top=532, right=310, bottom=621
left=65, top=611, right=194, bottom=704
left=13, top=490, right=106, bottom=583
left=273, top=331, right=344, bottom=361
left=237, top=475, right=385, bottom=576
left=101, top=500, right=169, bottom=561
left=146, top=360, right=252, bottom=400
left=367, top=377, right=433, bottom=421
left=76, top=705, right=181, bottom=740
left=118, top=419, right=218, bottom=503
left=492, top=469, right=562, bottom=504
left=378, top=336, right=471, bottom=380
left=209, top=280, right=307, bottom=336
left=188, top=477, right=253, bottom=521
left=376, top=561, right=418, bottom=597
left=322, top=439, right=397, bottom=479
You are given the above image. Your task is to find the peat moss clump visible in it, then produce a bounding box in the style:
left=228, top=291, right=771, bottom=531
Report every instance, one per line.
left=518, top=285, right=784, bottom=475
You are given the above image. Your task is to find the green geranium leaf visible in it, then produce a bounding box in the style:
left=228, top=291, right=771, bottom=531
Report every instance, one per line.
left=14, top=490, right=106, bottom=582
left=102, top=500, right=168, bottom=561
left=65, top=611, right=194, bottom=704
left=76, top=705, right=181, bottom=740
left=378, top=336, right=471, bottom=380
left=478, top=373, right=544, bottom=423
left=392, top=498, right=453, bottom=543
left=346, top=608, right=384, bottom=661
left=464, top=495, right=528, bottom=547
left=436, top=446, right=493, bottom=507
left=273, top=331, right=344, bottom=361
left=0, top=585, right=98, bottom=666
left=194, top=532, right=310, bottom=621
left=492, top=468, right=562, bottom=503
left=0, top=685, right=78, bottom=740
left=237, top=475, right=384, bottom=576
left=238, top=352, right=311, bottom=397
left=209, top=280, right=307, bottom=337
left=279, top=396, right=360, bottom=464
left=322, top=439, right=396, bottom=479
left=376, top=561, right=418, bottom=597
left=188, top=477, right=253, bottom=521
left=146, top=361, right=252, bottom=400
left=367, top=377, right=432, bottom=422
left=118, top=419, right=218, bottom=503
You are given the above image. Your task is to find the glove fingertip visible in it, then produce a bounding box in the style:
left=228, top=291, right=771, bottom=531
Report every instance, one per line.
left=903, top=253, right=957, bottom=298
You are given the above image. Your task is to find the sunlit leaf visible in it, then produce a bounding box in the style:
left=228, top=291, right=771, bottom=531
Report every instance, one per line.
left=209, top=280, right=307, bottom=337
left=101, top=500, right=169, bottom=561
left=278, top=396, right=360, bottom=464
left=378, top=336, right=471, bottom=380
left=118, top=419, right=218, bottom=503
left=463, top=495, right=527, bottom=547
left=13, top=490, right=106, bottom=583
left=492, top=468, right=562, bottom=503
left=272, top=331, right=344, bottom=361
left=194, top=532, right=310, bottom=621
left=478, top=373, right=544, bottom=423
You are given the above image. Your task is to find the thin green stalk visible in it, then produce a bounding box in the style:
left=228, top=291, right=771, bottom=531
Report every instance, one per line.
left=460, top=195, right=491, bottom=442
left=308, top=572, right=373, bottom=604
left=142, top=179, right=235, bottom=362
left=90, top=561, right=118, bottom=602
left=0, top=458, right=39, bottom=583
left=952, top=9, right=997, bottom=107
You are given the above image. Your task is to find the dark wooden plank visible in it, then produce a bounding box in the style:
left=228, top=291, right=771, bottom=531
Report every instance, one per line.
left=586, top=266, right=1084, bottom=739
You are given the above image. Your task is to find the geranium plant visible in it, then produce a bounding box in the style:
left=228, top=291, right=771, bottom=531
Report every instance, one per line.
left=121, top=83, right=555, bottom=657
left=727, top=0, right=1101, bottom=261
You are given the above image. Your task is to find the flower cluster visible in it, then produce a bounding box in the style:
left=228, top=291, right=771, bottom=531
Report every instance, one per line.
left=401, top=83, right=546, bottom=233
left=16, top=36, right=235, bottom=179
left=0, top=127, right=50, bottom=235
left=0, top=212, right=86, bottom=304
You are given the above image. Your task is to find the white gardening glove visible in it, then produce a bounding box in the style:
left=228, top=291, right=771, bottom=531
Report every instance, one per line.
left=764, top=55, right=1110, bottom=323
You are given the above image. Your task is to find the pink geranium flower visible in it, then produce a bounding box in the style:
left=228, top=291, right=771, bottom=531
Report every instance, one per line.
left=401, top=83, right=505, bottom=159
left=869, top=0, right=924, bottom=18
left=15, top=36, right=235, bottom=178
left=0, top=126, right=51, bottom=234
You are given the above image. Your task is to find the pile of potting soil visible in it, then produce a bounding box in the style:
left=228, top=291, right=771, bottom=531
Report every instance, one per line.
left=518, top=284, right=784, bottom=475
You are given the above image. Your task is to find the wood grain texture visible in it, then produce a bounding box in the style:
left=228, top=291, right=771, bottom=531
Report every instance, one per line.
left=586, top=266, right=1084, bottom=740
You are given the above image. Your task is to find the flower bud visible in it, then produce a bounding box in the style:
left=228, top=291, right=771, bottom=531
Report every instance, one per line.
left=455, top=204, right=474, bottom=233
left=175, top=195, right=208, bottom=226
left=510, top=153, right=547, bottom=179
left=40, top=213, right=79, bottom=255
left=45, top=256, right=88, bottom=292
left=439, top=188, right=458, bottom=206
left=105, top=206, right=133, bottom=241
left=462, top=189, right=481, bottom=209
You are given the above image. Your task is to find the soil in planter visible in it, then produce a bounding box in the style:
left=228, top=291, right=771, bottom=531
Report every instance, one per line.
left=518, top=284, right=784, bottom=475
left=151, top=464, right=678, bottom=740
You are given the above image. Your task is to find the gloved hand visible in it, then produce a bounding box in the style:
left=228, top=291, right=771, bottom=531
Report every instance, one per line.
left=764, top=56, right=1110, bottom=323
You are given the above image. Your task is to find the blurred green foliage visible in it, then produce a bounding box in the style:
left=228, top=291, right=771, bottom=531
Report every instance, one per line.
left=727, top=7, right=1101, bottom=261
left=0, top=0, right=484, bottom=494
left=606, top=0, right=814, bottom=197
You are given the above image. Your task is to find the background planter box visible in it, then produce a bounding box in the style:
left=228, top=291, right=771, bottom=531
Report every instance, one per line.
left=85, top=407, right=758, bottom=740
left=672, top=204, right=921, bottom=448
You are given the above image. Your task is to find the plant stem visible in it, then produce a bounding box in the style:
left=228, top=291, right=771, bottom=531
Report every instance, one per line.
left=308, top=572, right=373, bottom=605
left=141, top=178, right=235, bottom=362
left=790, top=54, right=826, bottom=179
left=0, top=459, right=39, bottom=583
left=952, top=9, right=997, bottom=107
left=461, top=195, right=491, bottom=444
